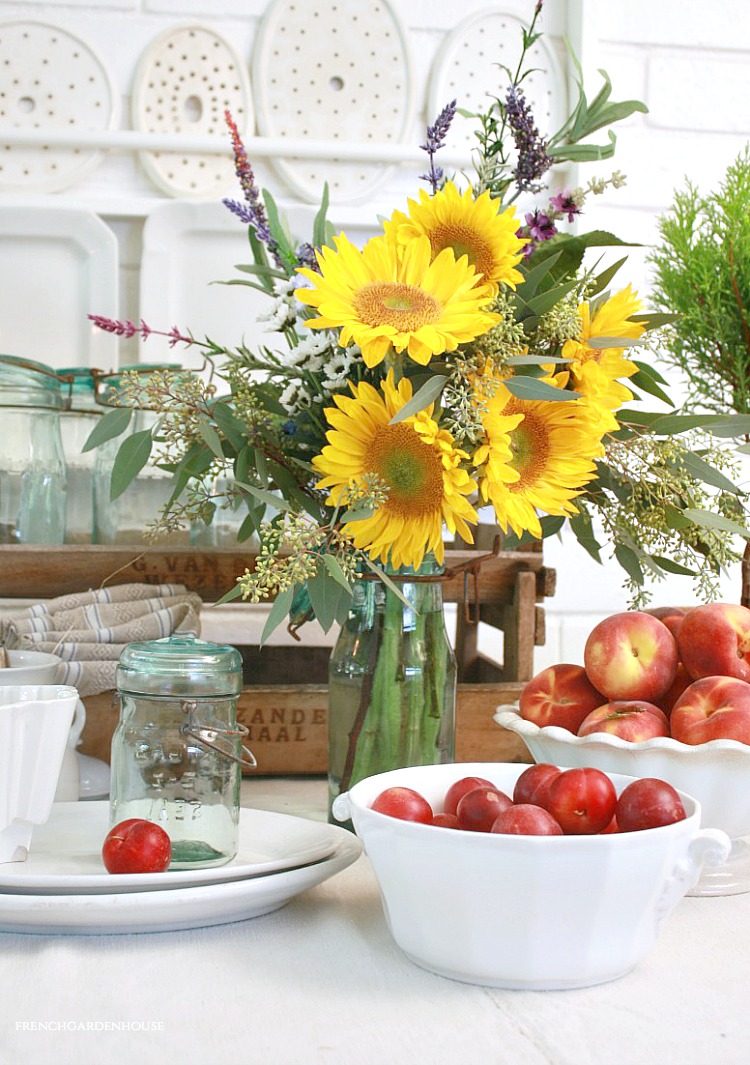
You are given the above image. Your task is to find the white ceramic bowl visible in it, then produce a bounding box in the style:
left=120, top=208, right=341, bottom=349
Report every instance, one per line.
left=0, top=650, right=62, bottom=685
left=0, top=684, right=79, bottom=863
left=333, top=762, right=729, bottom=990
left=494, top=705, right=750, bottom=839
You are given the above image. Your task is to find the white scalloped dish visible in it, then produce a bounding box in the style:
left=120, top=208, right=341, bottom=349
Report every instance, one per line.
left=494, top=704, right=750, bottom=896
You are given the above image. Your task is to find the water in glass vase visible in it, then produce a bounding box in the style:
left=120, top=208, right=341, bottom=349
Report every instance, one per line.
left=328, top=556, right=456, bottom=825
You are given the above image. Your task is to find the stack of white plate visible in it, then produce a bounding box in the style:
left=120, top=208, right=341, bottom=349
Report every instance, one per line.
left=0, top=804, right=361, bottom=935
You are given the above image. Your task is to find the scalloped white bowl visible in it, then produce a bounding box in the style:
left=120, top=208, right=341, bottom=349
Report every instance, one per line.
left=333, top=762, right=729, bottom=990
left=494, top=705, right=750, bottom=840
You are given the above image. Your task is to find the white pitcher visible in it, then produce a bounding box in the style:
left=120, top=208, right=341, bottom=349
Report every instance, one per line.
left=0, top=684, right=79, bottom=863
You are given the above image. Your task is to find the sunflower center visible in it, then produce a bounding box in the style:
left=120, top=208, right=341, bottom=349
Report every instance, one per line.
left=430, top=223, right=494, bottom=279
left=508, top=413, right=550, bottom=489
left=369, top=424, right=444, bottom=517
left=354, top=282, right=441, bottom=331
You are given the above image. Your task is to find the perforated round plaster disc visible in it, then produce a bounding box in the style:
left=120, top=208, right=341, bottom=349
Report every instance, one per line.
left=131, top=24, right=253, bottom=199
left=0, top=20, right=118, bottom=192
left=427, top=9, right=566, bottom=159
left=253, top=0, right=414, bottom=204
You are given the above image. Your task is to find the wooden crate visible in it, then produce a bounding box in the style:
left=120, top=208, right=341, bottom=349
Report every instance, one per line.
left=79, top=682, right=531, bottom=773
left=0, top=542, right=552, bottom=774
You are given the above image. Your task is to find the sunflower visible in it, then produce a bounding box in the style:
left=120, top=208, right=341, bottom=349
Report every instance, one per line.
left=385, top=181, right=526, bottom=294
left=296, top=233, right=499, bottom=369
left=313, top=372, right=478, bottom=568
left=474, top=382, right=608, bottom=539
left=559, top=285, right=646, bottom=411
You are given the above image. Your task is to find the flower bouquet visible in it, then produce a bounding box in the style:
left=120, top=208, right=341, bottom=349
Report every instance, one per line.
left=88, top=5, right=750, bottom=811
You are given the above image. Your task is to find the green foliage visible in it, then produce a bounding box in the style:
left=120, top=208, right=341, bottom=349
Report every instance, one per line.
left=649, top=145, right=750, bottom=415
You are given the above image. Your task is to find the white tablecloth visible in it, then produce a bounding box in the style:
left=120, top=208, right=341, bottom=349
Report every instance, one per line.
left=1, top=778, right=749, bottom=1065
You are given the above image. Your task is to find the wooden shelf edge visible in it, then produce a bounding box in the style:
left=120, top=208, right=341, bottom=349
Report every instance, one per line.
left=0, top=544, right=551, bottom=605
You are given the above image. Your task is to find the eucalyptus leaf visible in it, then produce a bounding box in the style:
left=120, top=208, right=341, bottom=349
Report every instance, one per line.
left=389, top=375, right=448, bottom=423
left=213, top=583, right=246, bottom=606
left=306, top=571, right=344, bottom=632
left=614, top=544, right=644, bottom=585
left=323, top=553, right=353, bottom=593
left=516, top=278, right=580, bottom=318
left=82, top=407, right=132, bottom=452
left=587, top=256, right=628, bottom=297
left=674, top=452, right=744, bottom=494
left=628, top=369, right=674, bottom=407
left=587, top=335, right=641, bottom=349
left=234, top=481, right=292, bottom=512
left=650, top=413, right=750, bottom=437
left=506, top=353, right=568, bottom=366
left=364, top=558, right=412, bottom=608
left=341, top=506, right=375, bottom=523
left=569, top=511, right=602, bottom=563
left=504, top=376, right=580, bottom=401
left=212, top=402, right=248, bottom=451
left=649, top=555, right=698, bottom=576
left=109, top=430, right=153, bottom=501
left=260, top=585, right=296, bottom=647
left=681, top=508, right=750, bottom=537
left=516, top=251, right=563, bottom=299
left=197, top=416, right=225, bottom=460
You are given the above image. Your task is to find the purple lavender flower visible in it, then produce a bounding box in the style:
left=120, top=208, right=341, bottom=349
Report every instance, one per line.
left=295, top=242, right=320, bottom=272
left=419, top=99, right=457, bottom=193
left=525, top=210, right=557, bottom=242
left=223, top=111, right=283, bottom=269
left=505, top=86, right=552, bottom=192
left=549, top=190, right=582, bottom=223
left=88, top=315, right=197, bottom=349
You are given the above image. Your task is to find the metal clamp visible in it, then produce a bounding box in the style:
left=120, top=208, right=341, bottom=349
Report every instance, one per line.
left=179, top=699, right=257, bottom=771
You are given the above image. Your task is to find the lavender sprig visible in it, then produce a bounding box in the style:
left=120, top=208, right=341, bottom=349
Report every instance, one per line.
left=419, top=99, right=457, bottom=194
left=505, top=85, right=552, bottom=193
left=88, top=315, right=200, bottom=349
left=222, top=111, right=284, bottom=270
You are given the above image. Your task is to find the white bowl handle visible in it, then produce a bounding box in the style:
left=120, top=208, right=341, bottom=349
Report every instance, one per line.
left=331, top=792, right=351, bottom=823
left=657, top=829, right=732, bottom=922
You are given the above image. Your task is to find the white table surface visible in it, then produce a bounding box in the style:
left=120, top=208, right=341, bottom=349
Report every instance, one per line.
left=1, top=777, right=749, bottom=1065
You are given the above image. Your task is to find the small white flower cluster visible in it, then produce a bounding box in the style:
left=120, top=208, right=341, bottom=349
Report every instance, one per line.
left=257, top=276, right=312, bottom=333
left=322, top=345, right=362, bottom=391
left=279, top=380, right=313, bottom=415
left=278, top=330, right=331, bottom=372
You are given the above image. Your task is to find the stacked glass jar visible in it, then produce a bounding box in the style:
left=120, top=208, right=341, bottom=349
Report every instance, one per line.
left=0, top=355, right=67, bottom=544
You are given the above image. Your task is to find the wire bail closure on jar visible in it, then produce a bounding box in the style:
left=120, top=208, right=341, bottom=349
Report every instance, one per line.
left=179, top=699, right=257, bottom=771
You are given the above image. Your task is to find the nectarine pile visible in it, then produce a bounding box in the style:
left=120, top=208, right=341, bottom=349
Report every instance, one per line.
left=519, top=603, right=750, bottom=746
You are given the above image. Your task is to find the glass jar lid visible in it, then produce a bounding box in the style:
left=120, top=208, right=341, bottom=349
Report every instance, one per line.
left=116, top=635, right=243, bottom=698
left=57, top=366, right=100, bottom=412
left=0, top=354, right=64, bottom=409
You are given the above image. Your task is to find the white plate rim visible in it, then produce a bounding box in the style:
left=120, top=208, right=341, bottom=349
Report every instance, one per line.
left=1, top=803, right=340, bottom=894
left=0, top=831, right=362, bottom=934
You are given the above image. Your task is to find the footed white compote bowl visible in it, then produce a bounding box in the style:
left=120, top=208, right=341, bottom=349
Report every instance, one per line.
left=0, top=685, right=79, bottom=863
left=495, top=704, right=750, bottom=896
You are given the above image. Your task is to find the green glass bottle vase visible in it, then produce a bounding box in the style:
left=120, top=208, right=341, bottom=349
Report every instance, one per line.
left=327, top=555, right=456, bottom=824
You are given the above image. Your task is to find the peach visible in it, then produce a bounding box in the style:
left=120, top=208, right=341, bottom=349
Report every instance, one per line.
left=584, top=611, right=679, bottom=702
left=677, top=603, right=750, bottom=682
left=519, top=663, right=605, bottom=733
left=644, top=606, right=688, bottom=641
left=577, top=700, right=669, bottom=742
left=659, top=662, right=693, bottom=716
left=670, top=675, right=750, bottom=745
